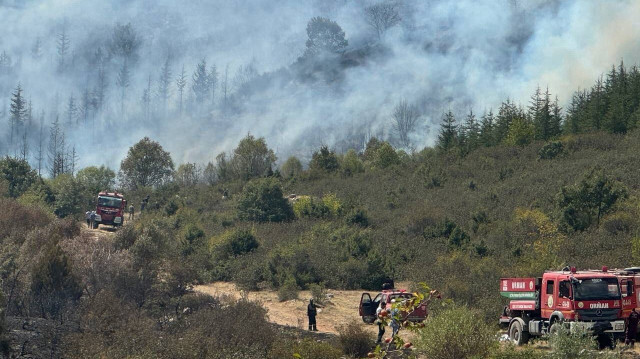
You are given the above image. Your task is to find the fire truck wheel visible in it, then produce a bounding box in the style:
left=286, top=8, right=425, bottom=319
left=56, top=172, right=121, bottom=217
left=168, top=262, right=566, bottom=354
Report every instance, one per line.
left=509, top=320, right=529, bottom=346
left=549, top=322, right=561, bottom=335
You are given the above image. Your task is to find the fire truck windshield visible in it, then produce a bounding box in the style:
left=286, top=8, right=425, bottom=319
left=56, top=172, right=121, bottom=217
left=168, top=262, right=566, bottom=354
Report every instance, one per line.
left=573, top=277, right=620, bottom=301
left=98, top=196, right=122, bottom=208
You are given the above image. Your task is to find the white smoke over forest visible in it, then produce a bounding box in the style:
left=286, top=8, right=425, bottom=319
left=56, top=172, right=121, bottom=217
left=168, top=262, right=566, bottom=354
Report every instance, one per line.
left=1, top=0, right=639, bottom=172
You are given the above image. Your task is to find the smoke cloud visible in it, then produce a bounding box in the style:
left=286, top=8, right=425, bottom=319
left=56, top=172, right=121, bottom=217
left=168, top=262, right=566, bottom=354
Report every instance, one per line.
left=0, top=0, right=638, bottom=172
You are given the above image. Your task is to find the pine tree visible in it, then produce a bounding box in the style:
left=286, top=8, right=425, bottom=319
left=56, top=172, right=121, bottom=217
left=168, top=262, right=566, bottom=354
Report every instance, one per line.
left=437, top=110, right=458, bottom=151
left=549, top=95, right=563, bottom=137
left=209, top=64, right=218, bottom=106
left=192, top=58, right=209, bottom=105
left=48, top=117, right=65, bottom=177
left=176, top=65, right=187, bottom=115
left=80, top=88, right=91, bottom=125
left=461, top=109, right=480, bottom=151
left=36, top=111, right=45, bottom=176
left=95, top=66, right=108, bottom=110
left=479, top=110, right=496, bottom=147
left=66, top=95, right=78, bottom=126
left=222, top=64, right=230, bottom=111
left=116, top=61, right=130, bottom=116
left=495, top=99, right=520, bottom=143
left=9, top=84, right=27, bottom=149
left=142, top=75, right=152, bottom=121
left=158, top=57, right=172, bottom=115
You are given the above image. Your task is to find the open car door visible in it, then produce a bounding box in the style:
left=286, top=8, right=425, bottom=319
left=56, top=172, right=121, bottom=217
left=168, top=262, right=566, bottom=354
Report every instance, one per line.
left=359, top=293, right=376, bottom=323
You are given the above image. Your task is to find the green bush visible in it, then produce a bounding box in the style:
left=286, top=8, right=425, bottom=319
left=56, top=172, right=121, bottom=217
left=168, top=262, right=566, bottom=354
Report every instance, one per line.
left=538, top=141, right=564, bottom=160
left=415, top=305, right=497, bottom=359
left=281, top=156, right=303, bottom=179
left=337, top=322, right=373, bottom=358
left=345, top=207, right=369, bottom=227
left=309, top=146, right=339, bottom=173
left=308, top=282, right=327, bottom=305
left=237, top=178, right=294, bottom=222
left=374, top=142, right=400, bottom=168
left=293, top=193, right=343, bottom=219
left=269, top=338, right=342, bottom=359
left=341, top=149, right=364, bottom=176
left=277, top=276, right=299, bottom=302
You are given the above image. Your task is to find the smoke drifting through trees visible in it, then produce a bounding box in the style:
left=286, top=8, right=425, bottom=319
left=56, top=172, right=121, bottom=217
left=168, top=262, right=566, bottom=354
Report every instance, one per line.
left=1, top=0, right=640, bottom=172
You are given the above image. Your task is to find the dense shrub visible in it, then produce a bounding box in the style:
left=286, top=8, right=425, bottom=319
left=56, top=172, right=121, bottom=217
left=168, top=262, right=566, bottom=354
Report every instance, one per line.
left=212, top=228, right=260, bottom=258
left=341, top=149, right=364, bottom=176
left=415, top=305, right=497, bottom=359
left=337, top=322, right=373, bottom=358
left=374, top=142, right=400, bottom=168
left=309, top=282, right=327, bottom=305
left=237, top=178, right=294, bottom=222
left=557, top=168, right=627, bottom=231
left=293, top=193, right=343, bottom=219
left=269, top=338, right=342, bottom=359
left=277, top=276, right=299, bottom=301
left=538, top=141, right=564, bottom=160
left=345, top=207, right=369, bottom=227
left=281, top=156, right=303, bottom=179
left=0, top=156, right=38, bottom=198
left=309, top=146, right=339, bottom=173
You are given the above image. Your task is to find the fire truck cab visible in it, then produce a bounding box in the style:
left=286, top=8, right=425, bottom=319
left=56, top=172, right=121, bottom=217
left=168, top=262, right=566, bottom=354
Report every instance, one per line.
left=500, top=267, right=625, bottom=345
left=94, top=191, right=126, bottom=228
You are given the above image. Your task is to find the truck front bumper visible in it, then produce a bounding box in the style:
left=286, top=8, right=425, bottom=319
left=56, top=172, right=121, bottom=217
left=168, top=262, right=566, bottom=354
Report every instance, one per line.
left=569, top=320, right=625, bottom=333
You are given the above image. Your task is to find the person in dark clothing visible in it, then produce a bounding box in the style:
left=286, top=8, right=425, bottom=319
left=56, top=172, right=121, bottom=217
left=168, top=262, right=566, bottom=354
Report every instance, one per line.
left=307, top=299, right=323, bottom=331
left=140, top=200, right=146, bottom=212
left=128, top=204, right=135, bottom=220
left=626, top=308, right=640, bottom=346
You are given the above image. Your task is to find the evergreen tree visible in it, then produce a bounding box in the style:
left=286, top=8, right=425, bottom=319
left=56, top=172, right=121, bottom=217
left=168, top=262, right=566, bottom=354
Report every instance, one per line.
left=65, top=95, right=78, bottom=126
left=158, top=56, right=172, bottom=115
left=549, top=95, right=563, bottom=137
left=209, top=64, right=218, bottom=106
left=192, top=58, right=209, bottom=105
left=116, top=61, right=130, bottom=116
left=495, top=99, right=521, bottom=143
left=176, top=65, right=187, bottom=115
left=479, top=110, right=496, bottom=147
left=48, top=117, right=66, bottom=178
left=437, top=110, right=458, bottom=151
left=9, top=84, right=27, bottom=149
left=461, top=109, right=480, bottom=152
left=142, top=75, right=152, bottom=121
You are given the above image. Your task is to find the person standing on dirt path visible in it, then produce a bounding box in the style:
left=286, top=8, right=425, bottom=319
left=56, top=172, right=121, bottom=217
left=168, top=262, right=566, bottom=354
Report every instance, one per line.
left=626, top=307, right=640, bottom=346
left=85, top=210, right=91, bottom=228
left=307, top=298, right=323, bottom=331
left=376, top=301, right=387, bottom=343
left=128, top=204, right=135, bottom=220
left=90, top=211, right=96, bottom=229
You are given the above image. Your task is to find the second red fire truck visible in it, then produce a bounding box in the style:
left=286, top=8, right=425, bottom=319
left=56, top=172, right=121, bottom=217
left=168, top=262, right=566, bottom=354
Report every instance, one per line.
left=500, top=267, right=625, bottom=345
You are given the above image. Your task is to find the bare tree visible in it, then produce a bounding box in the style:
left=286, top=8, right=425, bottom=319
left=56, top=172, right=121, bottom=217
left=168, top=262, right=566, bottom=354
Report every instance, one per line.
left=57, top=20, right=71, bottom=72
left=36, top=111, right=45, bottom=176
left=392, top=99, right=419, bottom=148
left=364, top=2, right=401, bottom=40
left=176, top=65, right=187, bottom=115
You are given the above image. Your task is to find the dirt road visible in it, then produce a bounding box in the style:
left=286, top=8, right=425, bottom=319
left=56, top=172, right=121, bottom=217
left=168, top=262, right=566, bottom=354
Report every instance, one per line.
left=195, top=282, right=379, bottom=335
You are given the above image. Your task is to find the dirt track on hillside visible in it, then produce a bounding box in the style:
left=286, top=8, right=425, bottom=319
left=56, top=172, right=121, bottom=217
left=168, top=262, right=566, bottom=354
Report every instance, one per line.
left=195, top=282, right=381, bottom=335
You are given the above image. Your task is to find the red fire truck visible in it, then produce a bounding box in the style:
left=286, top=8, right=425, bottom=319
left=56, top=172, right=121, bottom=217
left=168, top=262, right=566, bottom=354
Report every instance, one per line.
left=94, top=191, right=127, bottom=229
left=500, top=267, right=625, bottom=345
